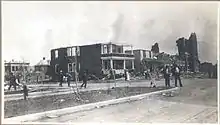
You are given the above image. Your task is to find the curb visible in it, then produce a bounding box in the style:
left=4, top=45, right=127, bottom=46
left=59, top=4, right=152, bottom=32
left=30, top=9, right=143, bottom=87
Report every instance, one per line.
left=4, top=87, right=179, bottom=123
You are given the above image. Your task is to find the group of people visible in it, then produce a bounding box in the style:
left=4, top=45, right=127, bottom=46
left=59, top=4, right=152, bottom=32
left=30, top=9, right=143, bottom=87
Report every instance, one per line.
left=58, top=70, right=88, bottom=88
left=147, top=63, right=183, bottom=88
left=165, top=64, right=183, bottom=87
left=6, top=72, right=20, bottom=91
left=6, top=72, right=29, bottom=100
left=57, top=63, right=183, bottom=89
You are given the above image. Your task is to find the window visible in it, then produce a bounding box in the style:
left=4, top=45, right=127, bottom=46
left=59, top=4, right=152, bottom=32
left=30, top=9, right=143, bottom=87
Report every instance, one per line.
left=12, top=66, right=15, bottom=71
left=113, top=60, right=124, bottom=69
left=68, top=63, right=74, bottom=72
left=145, top=51, right=151, bottom=58
left=77, top=47, right=80, bottom=56
left=15, top=66, right=18, bottom=71
left=103, top=45, right=108, bottom=54
left=55, top=64, right=59, bottom=73
left=140, top=50, right=143, bottom=60
left=70, top=47, right=80, bottom=56
left=67, top=48, right=72, bottom=56
left=24, top=66, right=27, bottom=71
left=55, top=50, right=58, bottom=58
left=104, top=61, right=108, bottom=69
left=103, top=60, right=110, bottom=69
left=112, top=45, right=116, bottom=53
left=118, top=47, right=122, bottom=53
left=72, top=47, right=76, bottom=56
left=143, top=51, right=147, bottom=58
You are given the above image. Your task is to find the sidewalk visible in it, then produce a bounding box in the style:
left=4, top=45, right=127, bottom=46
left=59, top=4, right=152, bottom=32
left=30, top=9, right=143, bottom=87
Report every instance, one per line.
left=26, top=79, right=152, bottom=87
left=5, top=80, right=166, bottom=101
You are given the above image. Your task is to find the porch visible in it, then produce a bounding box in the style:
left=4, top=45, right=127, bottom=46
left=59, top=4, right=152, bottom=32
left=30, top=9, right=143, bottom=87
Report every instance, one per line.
left=101, top=56, right=135, bottom=75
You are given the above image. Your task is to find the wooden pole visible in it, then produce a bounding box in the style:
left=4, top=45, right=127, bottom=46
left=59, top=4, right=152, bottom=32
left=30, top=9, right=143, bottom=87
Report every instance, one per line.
left=75, top=47, right=79, bottom=92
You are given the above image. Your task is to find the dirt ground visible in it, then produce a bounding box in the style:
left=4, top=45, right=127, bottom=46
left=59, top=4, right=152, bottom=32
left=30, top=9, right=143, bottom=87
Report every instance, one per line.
left=35, top=79, right=217, bottom=123
left=5, top=87, right=167, bottom=118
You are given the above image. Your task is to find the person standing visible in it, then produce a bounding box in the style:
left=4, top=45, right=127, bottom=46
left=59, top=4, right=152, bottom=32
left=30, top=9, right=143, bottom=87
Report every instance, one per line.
left=208, top=65, right=213, bottom=78
left=124, top=69, right=127, bottom=81
left=149, top=70, right=156, bottom=88
left=81, top=71, right=88, bottom=88
left=59, top=70, right=64, bottom=87
left=162, top=65, right=171, bottom=88
left=8, top=72, right=17, bottom=91
left=173, top=64, right=183, bottom=87
left=124, top=69, right=130, bottom=81
left=126, top=70, right=130, bottom=81
left=23, top=84, right=28, bottom=100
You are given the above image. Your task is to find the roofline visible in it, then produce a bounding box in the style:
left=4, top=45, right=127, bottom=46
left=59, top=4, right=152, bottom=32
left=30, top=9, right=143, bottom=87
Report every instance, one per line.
left=133, top=49, right=151, bottom=51
left=100, top=41, right=133, bottom=46
left=4, top=62, right=30, bottom=64
left=51, top=41, right=133, bottom=51
left=35, top=64, right=50, bottom=66
left=51, top=45, right=79, bottom=51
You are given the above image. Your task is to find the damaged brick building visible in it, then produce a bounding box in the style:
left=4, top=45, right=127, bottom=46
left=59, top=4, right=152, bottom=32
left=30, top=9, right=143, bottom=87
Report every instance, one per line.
left=200, top=62, right=217, bottom=78
left=50, top=42, right=135, bottom=81
left=176, top=33, right=200, bottom=72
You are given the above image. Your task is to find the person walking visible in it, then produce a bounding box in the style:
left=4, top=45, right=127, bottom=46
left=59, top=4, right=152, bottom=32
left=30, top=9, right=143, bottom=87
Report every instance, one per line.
left=81, top=71, right=88, bottom=88
left=66, top=72, right=72, bottom=87
left=8, top=72, right=17, bottom=91
left=173, top=64, right=183, bottom=87
left=59, top=70, right=64, bottom=87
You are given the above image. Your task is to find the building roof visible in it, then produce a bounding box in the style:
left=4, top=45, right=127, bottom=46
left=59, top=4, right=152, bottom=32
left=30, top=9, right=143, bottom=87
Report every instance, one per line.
left=51, top=41, right=133, bottom=50
left=133, top=49, right=151, bottom=51
left=100, top=41, right=133, bottom=47
left=36, top=59, right=50, bottom=66
left=4, top=60, right=30, bottom=64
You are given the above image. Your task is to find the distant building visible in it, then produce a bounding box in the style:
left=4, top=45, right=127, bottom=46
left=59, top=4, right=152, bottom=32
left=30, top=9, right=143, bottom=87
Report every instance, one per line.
left=34, top=57, right=51, bottom=81
left=141, top=52, right=171, bottom=72
left=50, top=46, right=80, bottom=81
left=176, top=33, right=200, bottom=72
left=4, top=60, right=30, bottom=75
left=199, top=62, right=217, bottom=78
left=50, top=42, right=135, bottom=81
left=212, top=64, right=217, bottom=78
left=4, top=60, right=30, bottom=82
left=126, top=49, right=152, bottom=73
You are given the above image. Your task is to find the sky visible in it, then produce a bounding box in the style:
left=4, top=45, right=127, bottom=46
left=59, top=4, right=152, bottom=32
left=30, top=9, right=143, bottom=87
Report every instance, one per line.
left=2, top=2, right=218, bottom=65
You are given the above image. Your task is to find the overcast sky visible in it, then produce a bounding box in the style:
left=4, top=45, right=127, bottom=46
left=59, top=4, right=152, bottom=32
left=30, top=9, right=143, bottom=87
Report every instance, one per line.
left=2, top=2, right=218, bottom=65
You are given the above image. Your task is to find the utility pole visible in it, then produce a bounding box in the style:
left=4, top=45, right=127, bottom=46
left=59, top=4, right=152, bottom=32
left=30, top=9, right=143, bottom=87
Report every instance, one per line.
left=74, top=47, right=79, bottom=93
left=185, top=52, right=189, bottom=78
